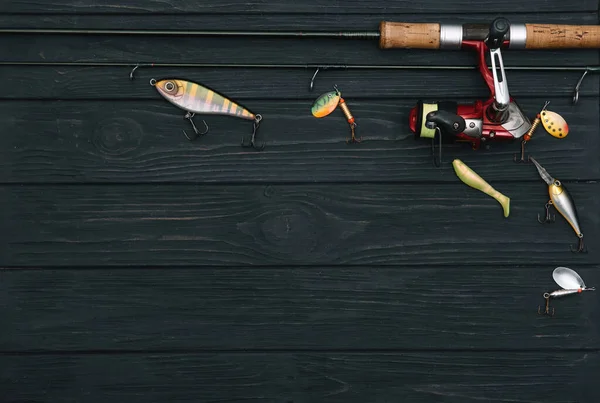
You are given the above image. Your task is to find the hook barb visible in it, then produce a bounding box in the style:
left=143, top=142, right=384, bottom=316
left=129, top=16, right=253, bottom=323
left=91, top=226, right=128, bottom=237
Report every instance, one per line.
left=182, top=112, right=209, bottom=141
left=537, top=201, right=555, bottom=224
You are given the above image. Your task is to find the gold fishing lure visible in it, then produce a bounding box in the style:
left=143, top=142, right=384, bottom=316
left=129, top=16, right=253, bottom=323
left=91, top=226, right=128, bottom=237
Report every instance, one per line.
left=515, top=101, right=568, bottom=162
left=452, top=159, right=510, bottom=218
left=150, top=78, right=263, bottom=150
left=541, top=109, right=569, bottom=139
left=530, top=157, right=585, bottom=253
left=311, top=86, right=360, bottom=143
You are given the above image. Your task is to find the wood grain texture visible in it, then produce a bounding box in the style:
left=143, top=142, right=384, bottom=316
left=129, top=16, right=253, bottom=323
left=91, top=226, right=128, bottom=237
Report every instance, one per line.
left=1, top=0, right=600, bottom=400
left=2, top=12, right=598, bottom=30
left=4, top=183, right=600, bottom=267
left=1, top=98, right=597, bottom=184
left=2, top=0, right=597, bottom=14
left=1, top=266, right=598, bottom=352
left=0, top=352, right=597, bottom=403
left=2, top=65, right=598, bottom=101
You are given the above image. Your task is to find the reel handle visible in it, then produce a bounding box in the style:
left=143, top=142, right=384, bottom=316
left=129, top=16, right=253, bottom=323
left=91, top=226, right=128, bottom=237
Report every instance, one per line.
left=425, top=110, right=466, bottom=135
left=485, top=18, right=510, bottom=49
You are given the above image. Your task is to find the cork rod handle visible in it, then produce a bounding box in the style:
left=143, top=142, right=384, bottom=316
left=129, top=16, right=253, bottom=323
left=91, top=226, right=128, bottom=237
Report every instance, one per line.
left=379, top=21, right=600, bottom=49
left=379, top=22, right=441, bottom=49
left=524, top=24, right=600, bottom=49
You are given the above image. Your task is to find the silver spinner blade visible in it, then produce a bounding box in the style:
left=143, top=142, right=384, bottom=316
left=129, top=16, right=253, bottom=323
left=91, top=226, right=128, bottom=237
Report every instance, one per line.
left=553, top=267, right=587, bottom=290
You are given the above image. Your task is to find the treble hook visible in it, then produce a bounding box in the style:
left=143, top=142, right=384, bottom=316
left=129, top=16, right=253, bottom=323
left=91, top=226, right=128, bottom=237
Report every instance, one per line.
left=570, top=234, right=586, bottom=253
left=241, top=114, right=265, bottom=151
left=182, top=112, right=209, bottom=141
left=346, top=122, right=360, bottom=144
left=513, top=139, right=529, bottom=163
left=538, top=293, right=555, bottom=316
left=537, top=201, right=556, bottom=224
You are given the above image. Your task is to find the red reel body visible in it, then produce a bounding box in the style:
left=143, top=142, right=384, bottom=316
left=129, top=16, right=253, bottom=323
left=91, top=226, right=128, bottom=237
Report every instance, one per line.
left=409, top=31, right=531, bottom=151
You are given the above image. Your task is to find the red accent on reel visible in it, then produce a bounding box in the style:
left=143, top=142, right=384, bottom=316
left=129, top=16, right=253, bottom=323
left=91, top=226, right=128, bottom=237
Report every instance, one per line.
left=409, top=38, right=523, bottom=150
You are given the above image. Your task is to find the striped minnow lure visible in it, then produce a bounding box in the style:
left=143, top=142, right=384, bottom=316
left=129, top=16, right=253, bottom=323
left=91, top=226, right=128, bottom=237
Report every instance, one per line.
left=311, top=86, right=360, bottom=144
left=530, top=157, right=585, bottom=253
left=538, top=267, right=595, bottom=316
left=150, top=78, right=263, bottom=150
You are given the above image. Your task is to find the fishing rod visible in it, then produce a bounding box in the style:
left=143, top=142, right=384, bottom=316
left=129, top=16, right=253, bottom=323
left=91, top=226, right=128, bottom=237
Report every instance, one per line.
left=7, top=18, right=598, bottom=157
left=1, top=61, right=597, bottom=102
left=3, top=20, right=600, bottom=50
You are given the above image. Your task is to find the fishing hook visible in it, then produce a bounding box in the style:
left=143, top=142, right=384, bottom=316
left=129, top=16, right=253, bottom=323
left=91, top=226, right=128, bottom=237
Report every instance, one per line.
left=309, top=65, right=350, bottom=91
left=431, top=127, right=442, bottom=167
left=537, top=201, right=556, bottom=224
left=183, top=112, right=209, bottom=140
left=572, top=67, right=600, bottom=104
left=129, top=63, right=155, bottom=80
left=572, top=69, right=588, bottom=105
left=513, top=139, right=529, bottom=163
left=130, top=64, right=141, bottom=80
left=538, top=293, right=555, bottom=316
left=570, top=234, right=586, bottom=253
left=241, top=114, right=265, bottom=151
left=310, top=67, right=321, bottom=92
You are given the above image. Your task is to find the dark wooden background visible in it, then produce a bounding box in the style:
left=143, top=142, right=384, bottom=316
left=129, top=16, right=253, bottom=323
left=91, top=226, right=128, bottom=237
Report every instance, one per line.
left=1, top=1, right=599, bottom=402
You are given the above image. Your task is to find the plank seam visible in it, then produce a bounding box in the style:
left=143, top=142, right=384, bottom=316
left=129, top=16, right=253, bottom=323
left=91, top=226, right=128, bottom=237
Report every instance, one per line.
left=1, top=348, right=599, bottom=355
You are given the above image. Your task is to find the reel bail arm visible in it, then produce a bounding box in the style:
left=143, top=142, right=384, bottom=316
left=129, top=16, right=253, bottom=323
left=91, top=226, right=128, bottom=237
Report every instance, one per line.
left=485, top=18, right=511, bottom=123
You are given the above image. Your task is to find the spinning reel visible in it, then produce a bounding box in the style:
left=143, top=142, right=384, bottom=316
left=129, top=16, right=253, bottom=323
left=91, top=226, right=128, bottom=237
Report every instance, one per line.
left=409, top=18, right=532, bottom=166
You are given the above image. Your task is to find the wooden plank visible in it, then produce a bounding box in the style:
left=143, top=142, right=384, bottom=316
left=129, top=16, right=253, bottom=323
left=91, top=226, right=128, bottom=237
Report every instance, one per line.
left=1, top=266, right=598, bottom=352
left=0, top=97, right=597, bottom=184
left=3, top=183, right=599, bottom=267
left=9, top=37, right=599, bottom=68
left=4, top=39, right=598, bottom=70
left=1, top=12, right=596, bottom=31
left=1, top=0, right=595, bottom=14
left=1, top=65, right=598, bottom=101
left=0, top=352, right=597, bottom=403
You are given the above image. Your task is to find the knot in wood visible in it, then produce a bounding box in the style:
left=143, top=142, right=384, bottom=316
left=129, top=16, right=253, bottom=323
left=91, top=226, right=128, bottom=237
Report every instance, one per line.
left=92, top=117, right=143, bottom=158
